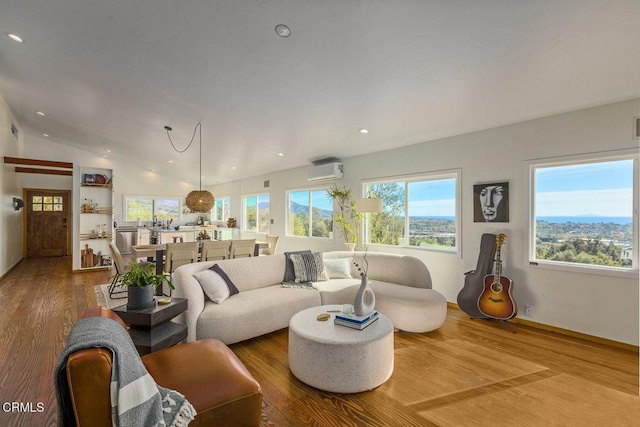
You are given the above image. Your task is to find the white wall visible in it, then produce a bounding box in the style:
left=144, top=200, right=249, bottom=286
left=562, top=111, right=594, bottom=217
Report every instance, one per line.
left=0, top=93, right=24, bottom=276
left=211, top=99, right=640, bottom=345
left=22, top=134, right=198, bottom=269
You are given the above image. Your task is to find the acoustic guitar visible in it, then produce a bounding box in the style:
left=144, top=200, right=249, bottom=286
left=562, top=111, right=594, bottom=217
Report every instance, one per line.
left=477, top=234, right=517, bottom=320
left=457, top=233, right=497, bottom=318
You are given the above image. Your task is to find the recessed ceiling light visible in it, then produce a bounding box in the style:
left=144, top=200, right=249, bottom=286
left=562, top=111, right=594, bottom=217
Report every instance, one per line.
left=275, top=24, right=291, bottom=38
left=277, top=152, right=285, bottom=157
left=231, top=166, right=237, bottom=170
left=36, top=111, right=45, bottom=116
left=359, top=128, right=369, bottom=134
left=102, top=154, right=108, bottom=158
left=168, top=160, right=173, bottom=163
left=105, top=149, right=111, bottom=153
left=7, top=33, right=23, bottom=43
left=42, top=133, right=49, bottom=137
left=151, top=169, right=156, bottom=173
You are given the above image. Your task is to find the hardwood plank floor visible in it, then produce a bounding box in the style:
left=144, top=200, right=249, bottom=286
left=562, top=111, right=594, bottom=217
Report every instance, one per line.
left=0, top=256, right=638, bottom=426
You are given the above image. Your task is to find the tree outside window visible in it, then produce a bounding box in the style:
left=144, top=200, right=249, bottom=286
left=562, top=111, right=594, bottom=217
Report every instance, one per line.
left=214, top=197, right=231, bottom=221
left=288, top=189, right=333, bottom=238
left=530, top=156, right=636, bottom=270
left=364, top=172, right=459, bottom=252
left=124, top=196, right=180, bottom=222
left=244, top=193, right=270, bottom=233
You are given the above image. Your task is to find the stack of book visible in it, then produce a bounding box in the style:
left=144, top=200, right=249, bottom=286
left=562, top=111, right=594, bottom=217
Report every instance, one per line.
left=334, top=311, right=379, bottom=330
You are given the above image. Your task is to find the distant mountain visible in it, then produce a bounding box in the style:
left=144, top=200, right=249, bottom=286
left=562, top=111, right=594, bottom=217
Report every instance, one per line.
left=289, top=201, right=333, bottom=218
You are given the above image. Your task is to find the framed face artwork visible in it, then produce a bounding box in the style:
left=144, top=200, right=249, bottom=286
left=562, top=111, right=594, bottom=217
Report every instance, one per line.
left=473, top=181, right=509, bottom=223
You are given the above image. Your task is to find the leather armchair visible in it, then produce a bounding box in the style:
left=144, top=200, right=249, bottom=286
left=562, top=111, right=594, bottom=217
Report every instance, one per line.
left=63, top=306, right=262, bottom=426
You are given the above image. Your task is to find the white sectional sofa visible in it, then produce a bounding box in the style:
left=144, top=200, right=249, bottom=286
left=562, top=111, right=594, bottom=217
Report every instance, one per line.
left=172, top=251, right=447, bottom=344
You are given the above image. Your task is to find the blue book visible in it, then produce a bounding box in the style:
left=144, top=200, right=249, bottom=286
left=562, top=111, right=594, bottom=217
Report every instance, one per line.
left=335, top=311, right=378, bottom=324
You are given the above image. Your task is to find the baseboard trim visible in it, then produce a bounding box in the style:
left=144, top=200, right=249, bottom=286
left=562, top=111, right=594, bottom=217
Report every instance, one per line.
left=72, top=267, right=111, bottom=273
left=0, top=259, right=23, bottom=281
left=446, top=302, right=638, bottom=352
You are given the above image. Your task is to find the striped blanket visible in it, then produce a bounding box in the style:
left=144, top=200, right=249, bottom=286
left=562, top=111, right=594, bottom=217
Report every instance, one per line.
left=55, top=316, right=196, bottom=426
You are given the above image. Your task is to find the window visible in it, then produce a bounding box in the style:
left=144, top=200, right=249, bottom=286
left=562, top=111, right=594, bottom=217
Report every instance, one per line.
left=243, top=193, right=270, bottom=233
left=529, top=152, right=638, bottom=273
left=364, top=171, right=460, bottom=252
left=287, top=189, right=334, bottom=238
left=213, top=197, right=231, bottom=222
left=124, top=196, right=181, bottom=222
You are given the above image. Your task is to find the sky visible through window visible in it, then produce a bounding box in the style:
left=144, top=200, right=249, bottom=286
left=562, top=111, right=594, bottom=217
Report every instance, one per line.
left=290, top=190, right=333, bottom=211
left=535, top=159, right=633, bottom=220
left=408, top=178, right=456, bottom=217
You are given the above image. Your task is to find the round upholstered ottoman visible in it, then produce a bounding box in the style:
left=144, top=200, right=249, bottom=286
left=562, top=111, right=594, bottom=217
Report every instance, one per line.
left=288, top=305, right=394, bottom=393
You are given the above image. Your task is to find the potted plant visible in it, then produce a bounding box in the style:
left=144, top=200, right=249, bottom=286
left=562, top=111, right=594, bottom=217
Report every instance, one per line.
left=326, top=184, right=362, bottom=250
left=120, top=263, right=174, bottom=310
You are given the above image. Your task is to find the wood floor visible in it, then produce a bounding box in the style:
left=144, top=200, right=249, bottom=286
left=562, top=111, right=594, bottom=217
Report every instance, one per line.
left=1, top=257, right=638, bottom=426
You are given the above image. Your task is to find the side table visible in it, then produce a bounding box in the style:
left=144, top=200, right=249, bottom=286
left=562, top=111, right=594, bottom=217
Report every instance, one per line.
left=112, top=298, right=188, bottom=355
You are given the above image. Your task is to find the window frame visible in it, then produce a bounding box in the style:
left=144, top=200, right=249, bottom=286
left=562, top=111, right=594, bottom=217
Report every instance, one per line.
left=362, top=169, right=461, bottom=255
left=242, top=192, right=270, bottom=233
left=526, top=150, right=639, bottom=278
left=285, top=186, right=334, bottom=239
left=213, top=196, right=231, bottom=222
left=123, top=195, right=182, bottom=222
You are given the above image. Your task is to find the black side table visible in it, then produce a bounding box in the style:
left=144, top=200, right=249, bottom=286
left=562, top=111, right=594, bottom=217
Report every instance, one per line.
left=113, top=298, right=188, bottom=355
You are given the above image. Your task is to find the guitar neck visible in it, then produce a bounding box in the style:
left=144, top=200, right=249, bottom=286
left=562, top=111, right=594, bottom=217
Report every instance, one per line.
left=494, top=238, right=504, bottom=280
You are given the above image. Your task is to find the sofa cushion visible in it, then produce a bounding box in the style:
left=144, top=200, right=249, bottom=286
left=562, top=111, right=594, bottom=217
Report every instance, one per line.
left=313, top=278, right=361, bottom=305
left=290, top=252, right=325, bottom=283
left=196, top=285, right=321, bottom=344
left=193, top=265, right=238, bottom=304
left=283, top=250, right=311, bottom=282
left=322, top=257, right=353, bottom=279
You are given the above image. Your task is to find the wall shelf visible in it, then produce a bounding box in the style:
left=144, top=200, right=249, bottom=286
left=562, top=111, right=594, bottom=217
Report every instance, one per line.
left=75, top=167, right=114, bottom=270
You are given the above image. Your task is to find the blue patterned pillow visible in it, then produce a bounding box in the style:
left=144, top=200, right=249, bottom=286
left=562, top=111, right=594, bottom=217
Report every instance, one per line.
left=290, top=252, right=325, bottom=283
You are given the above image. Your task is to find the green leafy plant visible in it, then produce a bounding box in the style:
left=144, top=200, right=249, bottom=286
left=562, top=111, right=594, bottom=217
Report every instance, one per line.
left=326, top=184, right=362, bottom=245
left=120, top=263, right=174, bottom=290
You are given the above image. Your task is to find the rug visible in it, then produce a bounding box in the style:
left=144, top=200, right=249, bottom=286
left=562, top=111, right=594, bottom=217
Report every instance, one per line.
left=94, top=284, right=128, bottom=310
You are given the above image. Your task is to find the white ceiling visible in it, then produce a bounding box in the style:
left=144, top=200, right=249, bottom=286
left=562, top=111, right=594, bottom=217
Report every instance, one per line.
left=1, top=0, right=639, bottom=185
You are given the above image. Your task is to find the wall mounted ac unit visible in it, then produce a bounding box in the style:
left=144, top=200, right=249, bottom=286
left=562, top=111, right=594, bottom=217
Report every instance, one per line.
left=307, top=162, right=343, bottom=182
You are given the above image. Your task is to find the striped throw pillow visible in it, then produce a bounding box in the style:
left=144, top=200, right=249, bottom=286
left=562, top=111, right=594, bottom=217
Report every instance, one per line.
left=290, top=252, right=325, bottom=283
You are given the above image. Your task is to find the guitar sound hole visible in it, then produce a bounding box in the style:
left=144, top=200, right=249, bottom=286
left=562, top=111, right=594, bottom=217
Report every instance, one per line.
left=490, top=282, right=503, bottom=293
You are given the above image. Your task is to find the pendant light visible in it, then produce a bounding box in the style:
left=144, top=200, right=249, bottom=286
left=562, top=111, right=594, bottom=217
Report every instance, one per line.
left=165, top=122, right=215, bottom=213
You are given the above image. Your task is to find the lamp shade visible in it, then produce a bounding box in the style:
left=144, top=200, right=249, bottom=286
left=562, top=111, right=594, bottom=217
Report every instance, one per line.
left=355, top=198, right=383, bottom=213
left=186, top=190, right=214, bottom=213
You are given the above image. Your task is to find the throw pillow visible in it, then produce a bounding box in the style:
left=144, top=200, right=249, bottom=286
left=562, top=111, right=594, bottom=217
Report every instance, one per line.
left=283, top=250, right=312, bottom=283
left=210, top=264, right=239, bottom=296
left=281, top=282, right=316, bottom=290
left=290, top=252, right=325, bottom=283
left=192, top=264, right=239, bottom=304
left=323, top=258, right=353, bottom=279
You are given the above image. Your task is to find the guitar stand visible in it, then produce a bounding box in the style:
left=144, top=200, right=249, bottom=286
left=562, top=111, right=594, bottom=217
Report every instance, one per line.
left=470, top=317, right=517, bottom=333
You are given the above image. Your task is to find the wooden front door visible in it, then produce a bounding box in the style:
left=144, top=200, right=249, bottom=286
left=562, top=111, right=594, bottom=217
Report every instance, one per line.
left=26, top=189, right=70, bottom=257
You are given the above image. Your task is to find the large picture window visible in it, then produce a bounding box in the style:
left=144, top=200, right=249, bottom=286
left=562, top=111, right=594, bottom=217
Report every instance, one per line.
left=364, top=171, right=460, bottom=252
left=529, top=152, right=638, bottom=273
left=287, top=189, right=334, bottom=238
left=213, top=197, right=231, bottom=222
left=243, top=193, right=270, bottom=233
left=124, top=196, right=180, bottom=222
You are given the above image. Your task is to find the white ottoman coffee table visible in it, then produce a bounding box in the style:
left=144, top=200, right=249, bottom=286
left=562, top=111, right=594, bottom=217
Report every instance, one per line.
left=288, top=305, right=394, bottom=393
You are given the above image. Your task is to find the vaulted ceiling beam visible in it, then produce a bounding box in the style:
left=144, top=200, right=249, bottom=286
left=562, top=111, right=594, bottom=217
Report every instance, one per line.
left=3, top=157, right=73, bottom=169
